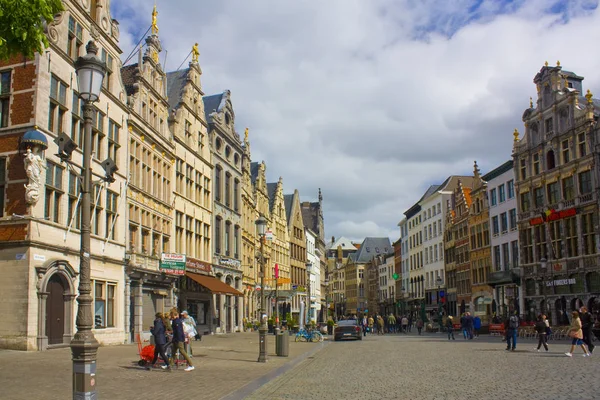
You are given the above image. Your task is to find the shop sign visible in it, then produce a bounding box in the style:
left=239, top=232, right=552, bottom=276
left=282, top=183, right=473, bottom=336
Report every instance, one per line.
left=550, top=261, right=566, bottom=273
left=220, top=257, right=241, bottom=269
left=160, top=253, right=186, bottom=275
left=186, top=257, right=211, bottom=274
left=483, top=297, right=493, bottom=304
left=546, top=278, right=576, bottom=287
left=265, top=229, right=274, bottom=241
left=529, top=208, right=577, bottom=226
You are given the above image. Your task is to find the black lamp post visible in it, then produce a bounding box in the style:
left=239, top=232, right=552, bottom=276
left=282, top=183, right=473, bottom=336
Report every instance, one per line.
left=255, top=216, right=268, bottom=362
left=71, top=40, right=106, bottom=399
left=436, top=276, right=444, bottom=330
left=540, top=258, right=548, bottom=316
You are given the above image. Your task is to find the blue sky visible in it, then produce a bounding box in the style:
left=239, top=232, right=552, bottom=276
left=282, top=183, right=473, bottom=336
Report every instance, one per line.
left=109, top=0, right=600, bottom=242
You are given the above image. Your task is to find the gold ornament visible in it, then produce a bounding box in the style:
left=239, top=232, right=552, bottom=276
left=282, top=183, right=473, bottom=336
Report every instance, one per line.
left=586, top=89, right=593, bottom=104
left=151, top=5, right=159, bottom=35
left=192, top=43, right=200, bottom=63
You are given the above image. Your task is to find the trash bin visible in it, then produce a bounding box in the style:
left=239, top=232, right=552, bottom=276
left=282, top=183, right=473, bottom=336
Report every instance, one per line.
left=276, top=331, right=289, bottom=357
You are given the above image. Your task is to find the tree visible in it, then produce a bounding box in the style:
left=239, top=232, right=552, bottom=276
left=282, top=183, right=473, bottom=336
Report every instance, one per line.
left=0, top=0, right=64, bottom=60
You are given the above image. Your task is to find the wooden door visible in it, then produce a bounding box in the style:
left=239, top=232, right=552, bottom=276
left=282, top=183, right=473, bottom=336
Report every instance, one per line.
left=46, top=275, right=65, bottom=345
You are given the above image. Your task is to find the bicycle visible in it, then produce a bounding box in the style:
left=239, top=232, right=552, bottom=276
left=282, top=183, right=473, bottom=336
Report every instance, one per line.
left=295, top=327, right=323, bottom=342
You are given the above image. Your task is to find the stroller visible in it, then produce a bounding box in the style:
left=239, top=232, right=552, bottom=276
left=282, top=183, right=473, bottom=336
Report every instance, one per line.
left=136, top=334, right=188, bottom=369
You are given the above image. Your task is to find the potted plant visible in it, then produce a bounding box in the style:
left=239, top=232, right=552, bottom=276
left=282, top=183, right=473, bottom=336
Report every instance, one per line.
left=327, top=318, right=335, bottom=335
left=267, top=317, right=274, bottom=333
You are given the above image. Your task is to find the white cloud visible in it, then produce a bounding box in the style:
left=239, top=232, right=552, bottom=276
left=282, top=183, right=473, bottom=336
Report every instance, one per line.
left=110, top=0, right=600, bottom=243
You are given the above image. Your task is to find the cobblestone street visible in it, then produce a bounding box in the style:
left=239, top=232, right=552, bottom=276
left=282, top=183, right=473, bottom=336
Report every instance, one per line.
left=0, top=332, right=325, bottom=400
left=247, top=333, right=600, bottom=400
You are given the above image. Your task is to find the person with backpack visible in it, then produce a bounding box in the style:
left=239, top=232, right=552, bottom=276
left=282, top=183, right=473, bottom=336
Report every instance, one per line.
left=473, top=315, right=481, bottom=338
left=505, top=311, right=519, bottom=351
left=534, top=314, right=549, bottom=352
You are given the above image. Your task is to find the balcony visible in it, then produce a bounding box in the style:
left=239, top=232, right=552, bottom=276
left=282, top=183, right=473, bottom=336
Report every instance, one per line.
left=128, top=252, right=160, bottom=271
left=578, top=192, right=595, bottom=205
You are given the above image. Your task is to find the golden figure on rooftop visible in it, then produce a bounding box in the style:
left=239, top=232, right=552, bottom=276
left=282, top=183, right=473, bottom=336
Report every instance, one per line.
left=151, top=5, right=159, bottom=35
left=192, top=43, right=200, bottom=63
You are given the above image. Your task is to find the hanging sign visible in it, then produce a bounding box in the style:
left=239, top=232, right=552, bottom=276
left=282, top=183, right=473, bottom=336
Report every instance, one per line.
left=160, top=253, right=186, bottom=275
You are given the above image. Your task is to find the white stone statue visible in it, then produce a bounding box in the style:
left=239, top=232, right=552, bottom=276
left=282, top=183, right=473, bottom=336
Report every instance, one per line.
left=23, top=147, right=46, bottom=205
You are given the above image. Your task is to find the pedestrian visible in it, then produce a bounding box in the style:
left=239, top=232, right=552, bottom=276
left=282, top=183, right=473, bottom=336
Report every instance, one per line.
left=181, top=310, right=198, bottom=357
left=534, top=314, right=549, bottom=352
left=377, top=315, right=384, bottom=335
left=579, top=306, right=595, bottom=354
left=362, top=316, right=368, bottom=337
left=368, top=315, right=374, bottom=335
left=473, top=315, right=481, bottom=338
left=408, top=316, right=413, bottom=332
left=169, top=310, right=195, bottom=371
left=460, top=313, right=467, bottom=339
left=465, top=312, right=474, bottom=340
left=388, top=314, right=396, bottom=334
left=416, top=318, right=424, bottom=335
left=446, top=316, right=455, bottom=340
left=147, top=312, right=171, bottom=371
left=505, top=311, right=519, bottom=351
left=565, top=311, right=590, bottom=357
left=401, top=316, right=408, bottom=334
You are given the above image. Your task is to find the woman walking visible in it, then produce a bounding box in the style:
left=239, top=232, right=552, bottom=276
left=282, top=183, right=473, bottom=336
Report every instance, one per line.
left=565, top=311, right=590, bottom=357
left=534, top=314, right=548, bottom=352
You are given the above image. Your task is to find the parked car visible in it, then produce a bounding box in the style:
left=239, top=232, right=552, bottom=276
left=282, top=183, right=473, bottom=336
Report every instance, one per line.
left=334, top=319, right=362, bottom=341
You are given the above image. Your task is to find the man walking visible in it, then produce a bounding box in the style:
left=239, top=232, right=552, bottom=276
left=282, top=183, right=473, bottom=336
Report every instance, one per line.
left=580, top=306, right=595, bottom=354
left=170, top=310, right=195, bottom=371
left=505, top=311, right=519, bottom=351
left=401, top=315, right=408, bottom=334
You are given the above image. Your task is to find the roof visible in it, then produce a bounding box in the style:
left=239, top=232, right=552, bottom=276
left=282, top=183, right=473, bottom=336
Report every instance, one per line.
left=267, top=183, right=277, bottom=211
left=301, top=201, right=320, bottom=235
left=326, top=236, right=358, bottom=251
left=420, top=184, right=441, bottom=202
left=121, top=64, right=138, bottom=96
left=166, top=69, right=189, bottom=111
left=284, top=194, right=294, bottom=224
left=438, top=175, right=474, bottom=193
left=352, top=237, right=393, bottom=264
left=482, top=160, right=513, bottom=182
left=202, top=92, right=226, bottom=124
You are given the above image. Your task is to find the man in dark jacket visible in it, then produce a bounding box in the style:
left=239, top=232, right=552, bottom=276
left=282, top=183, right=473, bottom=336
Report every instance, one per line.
left=148, top=312, right=170, bottom=371
left=580, top=306, right=595, bottom=354
left=170, top=310, right=194, bottom=371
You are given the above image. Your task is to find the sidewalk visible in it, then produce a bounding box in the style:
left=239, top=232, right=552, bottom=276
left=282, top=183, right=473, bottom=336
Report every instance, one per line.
left=0, top=332, right=328, bottom=400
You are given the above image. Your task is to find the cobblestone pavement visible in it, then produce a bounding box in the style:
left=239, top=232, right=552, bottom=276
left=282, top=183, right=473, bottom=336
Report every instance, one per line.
left=246, top=333, right=600, bottom=400
left=0, top=332, right=326, bottom=400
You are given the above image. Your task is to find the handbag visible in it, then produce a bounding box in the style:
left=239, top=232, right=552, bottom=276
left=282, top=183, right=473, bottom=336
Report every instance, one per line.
left=568, top=330, right=577, bottom=338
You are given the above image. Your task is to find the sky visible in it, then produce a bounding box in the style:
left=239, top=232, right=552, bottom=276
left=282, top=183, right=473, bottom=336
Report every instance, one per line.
left=110, top=0, right=600, bottom=243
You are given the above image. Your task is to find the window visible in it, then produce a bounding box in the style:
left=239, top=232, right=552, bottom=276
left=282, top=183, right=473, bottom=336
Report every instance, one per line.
left=175, top=212, right=184, bottom=254
left=234, top=225, right=239, bottom=258
left=561, top=140, right=570, bottom=164
left=549, top=221, right=562, bottom=259
left=224, top=221, right=231, bottom=255
left=483, top=222, right=490, bottom=246
left=520, top=159, right=527, bottom=180
left=502, top=243, right=509, bottom=269
left=521, top=228, right=533, bottom=264
left=500, top=212, right=508, bottom=233
left=498, top=184, right=506, bottom=203
left=534, top=225, right=547, bottom=260
left=105, top=191, right=117, bottom=240
left=547, top=181, right=559, bottom=205
left=562, top=176, right=575, bottom=201
left=224, top=172, right=231, bottom=207
left=91, top=184, right=102, bottom=235
left=233, top=179, right=239, bottom=212
left=545, top=117, right=553, bottom=135
left=533, top=153, right=540, bottom=175
left=507, top=180, right=515, bottom=199
left=565, top=217, right=578, bottom=258
left=93, top=280, right=116, bottom=328
left=534, top=187, right=544, bottom=208
left=100, top=49, right=113, bottom=91
left=48, top=75, right=67, bottom=134
left=45, top=161, right=63, bottom=223
left=185, top=164, right=193, bottom=199
left=0, top=71, right=10, bottom=127
left=175, top=159, right=184, bottom=194
left=107, top=119, right=120, bottom=163
left=91, top=108, right=105, bottom=159
left=579, top=171, right=592, bottom=195
left=67, top=171, right=80, bottom=229
left=214, top=166, right=222, bottom=201
left=509, top=209, right=517, bottom=230
left=582, top=213, right=596, bottom=255
left=215, top=217, right=222, bottom=253
left=490, top=189, right=497, bottom=206
left=67, top=16, right=83, bottom=60
left=0, top=157, right=5, bottom=217
left=511, top=240, right=519, bottom=268
left=578, top=133, right=587, bottom=157
left=493, top=245, right=501, bottom=270
left=546, top=150, right=556, bottom=170
left=71, top=91, right=84, bottom=145
left=492, top=216, right=499, bottom=235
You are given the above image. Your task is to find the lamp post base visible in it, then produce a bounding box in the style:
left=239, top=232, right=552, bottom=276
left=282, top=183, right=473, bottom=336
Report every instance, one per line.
left=258, top=325, right=268, bottom=363
left=71, top=333, right=99, bottom=399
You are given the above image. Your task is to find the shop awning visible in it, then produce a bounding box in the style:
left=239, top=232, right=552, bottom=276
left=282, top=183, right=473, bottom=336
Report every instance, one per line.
left=186, top=272, right=243, bottom=296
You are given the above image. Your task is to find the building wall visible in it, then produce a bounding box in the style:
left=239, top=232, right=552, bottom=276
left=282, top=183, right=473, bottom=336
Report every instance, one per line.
left=420, top=192, right=446, bottom=305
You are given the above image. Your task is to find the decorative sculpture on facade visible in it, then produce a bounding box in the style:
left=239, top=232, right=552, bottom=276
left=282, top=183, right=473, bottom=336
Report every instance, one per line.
left=192, top=43, right=200, bottom=63
left=23, top=147, right=47, bottom=206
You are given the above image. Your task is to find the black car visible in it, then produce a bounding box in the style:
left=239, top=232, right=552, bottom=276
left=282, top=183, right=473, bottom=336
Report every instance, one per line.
left=334, top=319, right=363, bottom=341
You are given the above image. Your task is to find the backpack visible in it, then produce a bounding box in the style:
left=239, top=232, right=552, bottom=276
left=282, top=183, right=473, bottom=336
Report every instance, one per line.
left=509, top=316, right=519, bottom=329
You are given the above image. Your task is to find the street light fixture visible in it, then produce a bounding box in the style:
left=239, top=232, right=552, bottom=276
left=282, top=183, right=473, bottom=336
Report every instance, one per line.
left=306, top=262, right=313, bottom=326
left=255, top=216, right=268, bottom=363
left=71, top=40, right=106, bottom=400
left=436, top=275, right=444, bottom=329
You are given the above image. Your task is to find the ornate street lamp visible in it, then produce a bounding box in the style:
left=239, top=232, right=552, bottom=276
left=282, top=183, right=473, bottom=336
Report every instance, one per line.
left=255, top=216, right=268, bottom=362
left=71, top=40, right=106, bottom=399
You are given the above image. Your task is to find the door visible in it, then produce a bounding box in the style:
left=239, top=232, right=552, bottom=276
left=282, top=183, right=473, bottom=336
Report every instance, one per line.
left=46, top=275, right=65, bottom=345
left=225, top=295, right=232, bottom=333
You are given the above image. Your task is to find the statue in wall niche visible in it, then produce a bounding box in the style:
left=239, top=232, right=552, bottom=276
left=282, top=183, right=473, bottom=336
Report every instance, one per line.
left=24, top=147, right=46, bottom=205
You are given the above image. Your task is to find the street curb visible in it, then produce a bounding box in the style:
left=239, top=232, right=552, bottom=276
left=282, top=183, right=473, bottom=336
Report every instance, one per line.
left=220, top=340, right=330, bottom=400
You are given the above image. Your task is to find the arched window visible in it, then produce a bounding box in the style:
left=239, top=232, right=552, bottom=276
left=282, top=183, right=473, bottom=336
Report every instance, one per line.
left=215, top=216, right=222, bottom=253
left=225, top=172, right=231, bottom=207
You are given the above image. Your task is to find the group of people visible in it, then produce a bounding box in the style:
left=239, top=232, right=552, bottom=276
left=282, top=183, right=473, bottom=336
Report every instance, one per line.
left=357, top=314, right=426, bottom=335
left=148, top=308, right=199, bottom=372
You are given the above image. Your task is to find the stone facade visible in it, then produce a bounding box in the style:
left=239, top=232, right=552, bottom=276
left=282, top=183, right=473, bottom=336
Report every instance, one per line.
left=0, top=0, right=129, bottom=350
left=285, top=190, right=306, bottom=319
left=513, top=63, right=600, bottom=324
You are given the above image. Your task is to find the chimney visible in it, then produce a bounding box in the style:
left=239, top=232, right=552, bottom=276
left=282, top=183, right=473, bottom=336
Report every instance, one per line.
left=331, top=236, right=335, bottom=244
